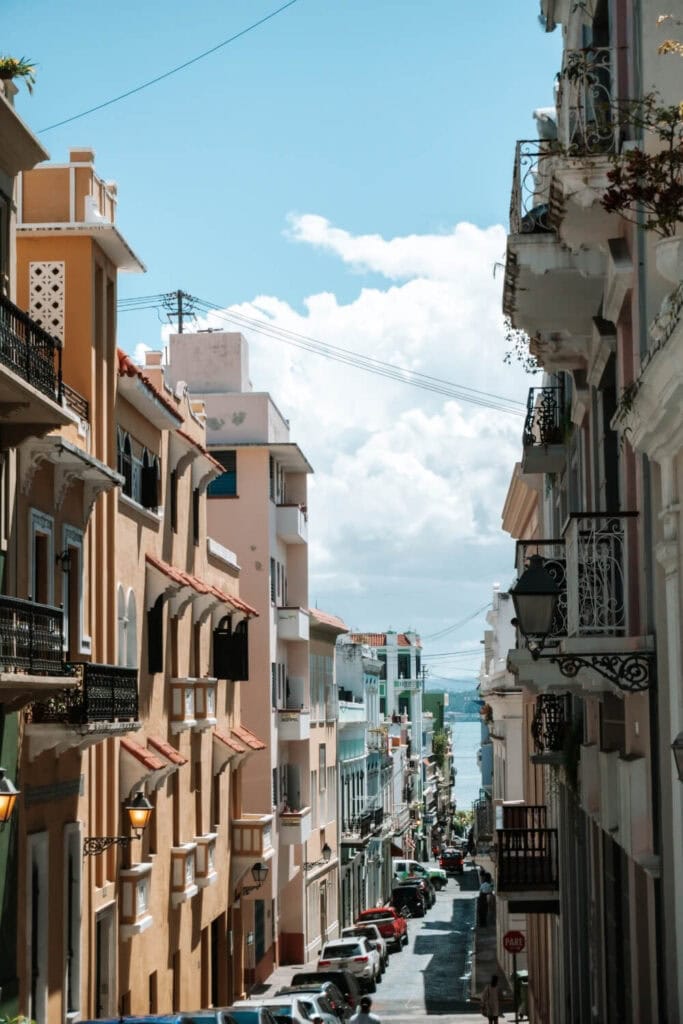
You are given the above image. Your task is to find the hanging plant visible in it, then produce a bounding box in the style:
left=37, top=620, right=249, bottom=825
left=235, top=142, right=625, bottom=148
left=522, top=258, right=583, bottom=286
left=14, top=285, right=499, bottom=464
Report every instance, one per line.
left=0, top=56, right=37, bottom=93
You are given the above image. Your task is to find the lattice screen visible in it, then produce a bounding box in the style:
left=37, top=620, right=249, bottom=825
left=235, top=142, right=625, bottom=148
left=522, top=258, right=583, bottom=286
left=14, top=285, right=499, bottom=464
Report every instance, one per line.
left=29, top=262, right=65, bottom=341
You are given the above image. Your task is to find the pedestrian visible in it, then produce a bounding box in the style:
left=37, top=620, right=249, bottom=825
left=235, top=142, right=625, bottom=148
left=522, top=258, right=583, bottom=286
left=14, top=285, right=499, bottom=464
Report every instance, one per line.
left=349, top=995, right=381, bottom=1024
left=477, top=872, right=493, bottom=926
left=480, top=974, right=500, bottom=1023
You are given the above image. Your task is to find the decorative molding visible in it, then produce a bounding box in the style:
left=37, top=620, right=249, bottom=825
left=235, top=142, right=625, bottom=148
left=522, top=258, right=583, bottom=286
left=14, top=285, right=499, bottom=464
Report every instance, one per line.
left=29, top=261, right=65, bottom=342
left=549, top=651, right=655, bottom=692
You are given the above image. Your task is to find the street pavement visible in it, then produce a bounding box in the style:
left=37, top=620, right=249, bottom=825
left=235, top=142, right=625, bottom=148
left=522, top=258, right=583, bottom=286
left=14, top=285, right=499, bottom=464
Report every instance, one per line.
left=262, top=862, right=498, bottom=1024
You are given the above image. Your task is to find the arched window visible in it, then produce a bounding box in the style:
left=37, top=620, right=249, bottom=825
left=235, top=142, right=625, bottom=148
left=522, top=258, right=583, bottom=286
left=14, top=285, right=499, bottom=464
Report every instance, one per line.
left=126, top=589, right=137, bottom=668
left=117, top=431, right=132, bottom=497
left=140, top=450, right=159, bottom=510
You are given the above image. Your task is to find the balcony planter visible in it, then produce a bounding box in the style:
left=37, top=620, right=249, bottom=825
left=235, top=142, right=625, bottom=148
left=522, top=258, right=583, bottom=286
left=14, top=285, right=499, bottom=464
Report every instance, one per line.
left=120, top=862, right=153, bottom=939
left=195, top=833, right=218, bottom=888
left=170, top=678, right=197, bottom=734
left=193, top=677, right=217, bottom=730
left=170, top=842, right=198, bottom=905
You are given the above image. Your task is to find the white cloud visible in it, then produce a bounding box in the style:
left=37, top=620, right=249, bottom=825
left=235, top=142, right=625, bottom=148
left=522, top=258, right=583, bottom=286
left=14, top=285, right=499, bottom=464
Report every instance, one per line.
left=192, top=216, right=534, bottom=652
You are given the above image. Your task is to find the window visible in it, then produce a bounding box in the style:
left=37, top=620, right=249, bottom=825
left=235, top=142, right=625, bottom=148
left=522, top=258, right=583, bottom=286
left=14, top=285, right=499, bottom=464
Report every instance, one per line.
left=398, top=652, right=410, bottom=680
left=147, top=597, right=163, bottom=674
left=270, top=559, right=276, bottom=604
left=117, top=431, right=132, bottom=497
left=118, top=432, right=159, bottom=509
left=169, top=470, right=178, bottom=532
left=192, top=488, right=200, bottom=546
left=377, top=652, right=387, bottom=680
left=64, top=825, right=82, bottom=1019
left=140, top=450, right=160, bottom=510
left=319, top=746, right=327, bottom=790
left=207, top=450, right=237, bottom=497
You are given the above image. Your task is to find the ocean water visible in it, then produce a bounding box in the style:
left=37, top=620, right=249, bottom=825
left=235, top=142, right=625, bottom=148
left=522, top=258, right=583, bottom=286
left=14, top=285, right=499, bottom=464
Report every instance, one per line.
left=451, top=719, right=483, bottom=811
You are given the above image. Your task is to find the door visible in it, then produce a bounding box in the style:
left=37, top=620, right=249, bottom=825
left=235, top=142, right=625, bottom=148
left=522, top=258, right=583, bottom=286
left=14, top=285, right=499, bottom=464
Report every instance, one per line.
left=319, top=884, right=328, bottom=942
left=95, top=906, right=115, bottom=1018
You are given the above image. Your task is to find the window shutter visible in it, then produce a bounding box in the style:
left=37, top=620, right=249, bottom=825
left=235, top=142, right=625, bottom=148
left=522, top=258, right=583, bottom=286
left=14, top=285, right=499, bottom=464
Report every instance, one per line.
left=141, top=459, right=158, bottom=509
left=147, top=598, right=163, bottom=674
left=213, top=616, right=249, bottom=681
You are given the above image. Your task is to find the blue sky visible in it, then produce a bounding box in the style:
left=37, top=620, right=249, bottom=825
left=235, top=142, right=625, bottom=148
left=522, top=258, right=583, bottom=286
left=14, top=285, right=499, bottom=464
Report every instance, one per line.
left=6, top=0, right=561, bottom=680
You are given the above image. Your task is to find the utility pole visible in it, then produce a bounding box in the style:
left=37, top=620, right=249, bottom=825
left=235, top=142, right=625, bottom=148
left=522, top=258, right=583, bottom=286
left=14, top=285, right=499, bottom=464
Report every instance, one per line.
left=162, top=290, right=196, bottom=334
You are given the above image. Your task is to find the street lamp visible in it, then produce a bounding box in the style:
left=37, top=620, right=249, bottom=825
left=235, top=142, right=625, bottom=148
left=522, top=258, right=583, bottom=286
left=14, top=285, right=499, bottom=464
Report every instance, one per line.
left=0, top=768, right=19, bottom=825
left=303, top=842, right=332, bottom=871
left=510, top=555, right=654, bottom=693
left=236, top=861, right=270, bottom=899
left=83, top=791, right=154, bottom=856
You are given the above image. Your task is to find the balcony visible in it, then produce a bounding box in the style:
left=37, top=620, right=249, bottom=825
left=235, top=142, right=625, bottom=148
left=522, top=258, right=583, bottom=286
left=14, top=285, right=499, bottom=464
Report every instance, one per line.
left=276, top=503, right=308, bottom=545
left=393, top=676, right=422, bottom=692
left=0, top=293, right=75, bottom=448
left=496, top=827, right=560, bottom=906
left=120, top=862, right=153, bottom=939
left=170, top=678, right=197, bottom=733
left=0, top=596, right=77, bottom=705
left=338, top=697, right=366, bottom=725
left=510, top=514, right=653, bottom=693
left=25, top=661, right=139, bottom=759
left=521, top=386, right=567, bottom=475
left=279, top=806, right=311, bottom=845
left=277, top=607, right=310, bottom=643
left=194, top=833, right=218, bottom=888
left=276, top=707, right=311, bottom=741
left=193, top=677, right=217, bottom=730
left=531, top=694, right=570, bottom=765
left=232, top=813, right=274, bottom=861
left=503, top=140, right=604, bottom=354
left=171, top=842, right=198, bottom=905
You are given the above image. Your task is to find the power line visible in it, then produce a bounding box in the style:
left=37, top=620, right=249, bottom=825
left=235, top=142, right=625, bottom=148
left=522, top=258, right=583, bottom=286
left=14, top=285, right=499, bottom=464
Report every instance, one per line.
left=421, top=649, right=483, bottom=659
left=421, top=602, right=491, bottom=641
left=39, top=0, right=301, bottom=133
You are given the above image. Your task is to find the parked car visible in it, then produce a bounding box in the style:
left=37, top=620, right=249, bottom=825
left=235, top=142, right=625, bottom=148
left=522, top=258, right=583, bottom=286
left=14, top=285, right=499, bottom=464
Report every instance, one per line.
left=317, top=937, right=380, bottom=992
left=293, top=991, right=343, bottom=1024
left=389, top=883, right=426, bottom=918
left=439, top=846, right=465, bottom=875
left=392, top=858, right=448, bottom=890
left=82, top=1018, right=208, bottom=1024
left=230, top=998, right=312, bottom=1024
left=275, top=983, right=350, bottom=1022
left=222, top=1009, right=280, bottom=1024
left=393, top=874, right=435, bottom=908
left=187, top=1016, right=240, bottom=1024
left=355, top=907, right=408, bottom=951
left=290, top=969, right=362, bottom=1012
left=341, top=924, right=388, bottom=971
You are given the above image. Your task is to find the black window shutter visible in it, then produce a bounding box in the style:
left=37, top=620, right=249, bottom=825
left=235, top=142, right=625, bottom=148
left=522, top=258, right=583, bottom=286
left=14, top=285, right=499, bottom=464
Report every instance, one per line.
left=141, top=460, right=158, bottom=509
left=147, top=598, right=164, bottom=674
left=213, top=617, right=249, bottom=681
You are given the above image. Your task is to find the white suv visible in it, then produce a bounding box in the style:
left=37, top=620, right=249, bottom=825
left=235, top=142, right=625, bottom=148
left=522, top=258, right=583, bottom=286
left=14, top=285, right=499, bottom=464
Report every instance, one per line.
left=341, top=924, right=388, bottom=972
left=318, top=937, right=380, bottom=992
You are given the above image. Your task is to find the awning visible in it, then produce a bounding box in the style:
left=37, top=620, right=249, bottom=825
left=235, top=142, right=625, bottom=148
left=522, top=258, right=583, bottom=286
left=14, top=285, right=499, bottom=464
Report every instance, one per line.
left=19, top=435, right=123, bottom=519
left=145, top=553, right=257, bottom=619
left=120, top=738, right=169, bottom=799
left=212, top=728, right=246, bottom=775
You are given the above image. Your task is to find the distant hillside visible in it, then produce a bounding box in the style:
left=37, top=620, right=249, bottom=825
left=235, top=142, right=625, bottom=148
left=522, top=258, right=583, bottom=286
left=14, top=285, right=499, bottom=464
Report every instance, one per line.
left=444, top=688, right=481, bottom=717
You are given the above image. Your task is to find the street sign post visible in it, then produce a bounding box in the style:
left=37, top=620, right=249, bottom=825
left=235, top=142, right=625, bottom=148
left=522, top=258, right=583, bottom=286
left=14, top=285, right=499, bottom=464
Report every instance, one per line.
left=503, top=931, right=526, bottom=1024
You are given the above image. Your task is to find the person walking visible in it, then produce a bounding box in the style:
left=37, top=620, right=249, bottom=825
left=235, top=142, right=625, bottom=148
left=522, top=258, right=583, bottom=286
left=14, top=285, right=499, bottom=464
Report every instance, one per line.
left=477, top=871, right=493, bottom=926
left=349, top=995, right=382, bottom=1024
left=480, top=974, right=501, bottom=1023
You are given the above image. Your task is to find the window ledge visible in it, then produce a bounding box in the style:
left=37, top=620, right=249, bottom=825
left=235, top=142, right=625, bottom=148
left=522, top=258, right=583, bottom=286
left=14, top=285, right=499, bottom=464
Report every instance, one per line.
left=118, top=493, right=162, bottom=526
left=120, top=913, right=153, bottom=939
left=171, top=719, right=197, bottom=735
left=171, top=883, right=199, bottom=906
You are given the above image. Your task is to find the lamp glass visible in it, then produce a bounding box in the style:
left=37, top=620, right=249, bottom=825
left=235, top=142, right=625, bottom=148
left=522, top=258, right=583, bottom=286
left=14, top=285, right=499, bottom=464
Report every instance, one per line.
left=126, top=792, right=153, bottom=833
left=321, top=842, right=332, bottom=863
left=510, top=554, right=560, bottom=638
left=251, top=861, right=269, bottom=884
left=0, top=768, right=18, bottom=824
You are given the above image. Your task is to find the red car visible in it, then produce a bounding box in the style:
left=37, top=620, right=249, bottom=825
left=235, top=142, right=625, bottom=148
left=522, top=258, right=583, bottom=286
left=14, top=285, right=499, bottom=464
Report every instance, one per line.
left=355, top=907, right=408, bottom=952
left=439, top=846, right=465, bottom=875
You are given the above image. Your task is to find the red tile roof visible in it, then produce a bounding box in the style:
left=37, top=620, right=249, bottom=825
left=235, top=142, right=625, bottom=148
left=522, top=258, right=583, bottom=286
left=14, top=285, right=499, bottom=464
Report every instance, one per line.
left=117, top=348, right=183, bottom=421
left=309, top=608, right=349, bottom=632
left=145, top=553, right=258, bottom=616
left=214, top=728, right=247, bottom=754
left=348, top=632, right=422, bottom=648
left=148, top=736, right=188, bottom=766
left=231, top=723, right=267, bottom=750
left=176, top=428, right=224, bottom=472
left=120, top=737, right=166, bottom=771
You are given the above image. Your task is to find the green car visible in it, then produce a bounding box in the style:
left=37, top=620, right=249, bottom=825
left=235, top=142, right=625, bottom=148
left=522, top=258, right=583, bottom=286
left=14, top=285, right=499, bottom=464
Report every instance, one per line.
left=392, top=858, right=448, bottom=890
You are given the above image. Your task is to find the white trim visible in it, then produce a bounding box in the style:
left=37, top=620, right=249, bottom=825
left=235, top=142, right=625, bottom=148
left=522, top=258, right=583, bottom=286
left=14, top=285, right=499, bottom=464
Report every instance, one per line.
left=29, top=507, right=54, bottom=605
left=94, top=903, right=116, bottom=1016
left=118, top=492, right=163, bottom=526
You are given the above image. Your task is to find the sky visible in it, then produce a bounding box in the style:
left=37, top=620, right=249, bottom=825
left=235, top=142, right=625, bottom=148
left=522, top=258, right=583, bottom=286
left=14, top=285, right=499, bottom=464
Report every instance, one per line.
left=5, top=0, right=562, bottom=684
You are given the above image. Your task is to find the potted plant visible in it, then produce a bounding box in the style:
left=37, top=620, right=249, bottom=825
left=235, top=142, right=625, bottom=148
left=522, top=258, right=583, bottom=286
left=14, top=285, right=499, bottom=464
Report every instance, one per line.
left=0, top=56, right=36, bottom=94
left=600, top=93, right=683, bottom=280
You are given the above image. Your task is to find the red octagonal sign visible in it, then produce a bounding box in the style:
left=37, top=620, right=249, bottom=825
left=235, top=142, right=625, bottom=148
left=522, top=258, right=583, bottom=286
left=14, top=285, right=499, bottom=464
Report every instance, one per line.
left=503, top=930, right=526, bottom=954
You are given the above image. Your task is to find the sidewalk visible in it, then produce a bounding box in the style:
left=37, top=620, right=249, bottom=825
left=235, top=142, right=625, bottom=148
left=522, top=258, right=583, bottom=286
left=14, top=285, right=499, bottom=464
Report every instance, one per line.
left=470, top=908, right=514, bottom=1012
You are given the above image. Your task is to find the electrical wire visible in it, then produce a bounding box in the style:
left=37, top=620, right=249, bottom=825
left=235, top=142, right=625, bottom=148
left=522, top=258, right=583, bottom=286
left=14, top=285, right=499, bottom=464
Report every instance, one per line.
left=39, top=0, right=301, bottom=133
left=421, top=602, right=491, bottom=641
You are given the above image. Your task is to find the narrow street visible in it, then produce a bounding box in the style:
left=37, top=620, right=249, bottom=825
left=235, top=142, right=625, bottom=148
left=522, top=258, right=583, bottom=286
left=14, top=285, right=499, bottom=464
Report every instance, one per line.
left=371, top=864, right=483, bottom=1023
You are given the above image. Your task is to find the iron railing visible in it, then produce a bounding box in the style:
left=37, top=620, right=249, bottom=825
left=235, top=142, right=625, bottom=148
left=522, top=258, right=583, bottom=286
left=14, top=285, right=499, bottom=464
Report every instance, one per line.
left=0, top=595, right=65, bottom=674
left=63, top=382, right=89, bottom=421
left=28, top=662, right=138, bottom=724
left=0, top=293, right=63, bottom=403
left=565, top=512, right=638, bottom=636
left=556, top=47, right=618, bottom=155
left=497, top=827, right=559, bottom=891
left=531, top=694, right=569, bottom=755
left=510, top=140, right=558, bottom=235
left=523, top=386, right=564, bottom=448
left=500, top=804, right=548, bottom=830
left=474, top=794, right=494, bottom=842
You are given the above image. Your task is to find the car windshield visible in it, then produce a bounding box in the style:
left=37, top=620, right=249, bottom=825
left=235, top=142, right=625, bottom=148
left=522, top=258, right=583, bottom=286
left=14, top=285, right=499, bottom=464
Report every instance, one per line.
left=264, top=1008, right=292, bottom=1018
left=322, top=943, right=361, bottom=958
left=229, top=1012, right=264, bottom=1024
left=360, top=912, right=392, bottom=921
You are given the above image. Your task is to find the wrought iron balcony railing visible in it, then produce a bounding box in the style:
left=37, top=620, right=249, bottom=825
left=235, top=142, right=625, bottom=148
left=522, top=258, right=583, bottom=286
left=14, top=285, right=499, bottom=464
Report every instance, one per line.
left=497, top=827, right=559, bottom=891
left=556, top=47, right=618, bottom=156
left=500, top=804, right=548, bottom=830
left=0, top=595, right=66, bottom=675
left=0, top=293, right=63, bottom=403
left=523, top=386, right=564, bottom=447
left=509, top=140, right=558, bottom=235
left=474, top=794, right=494, bottom=841
left=28, top=662, right=139, bottom=724
left=515, top=512, right=639, bottom=642
left=531, top=694, right=569, bottom=756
